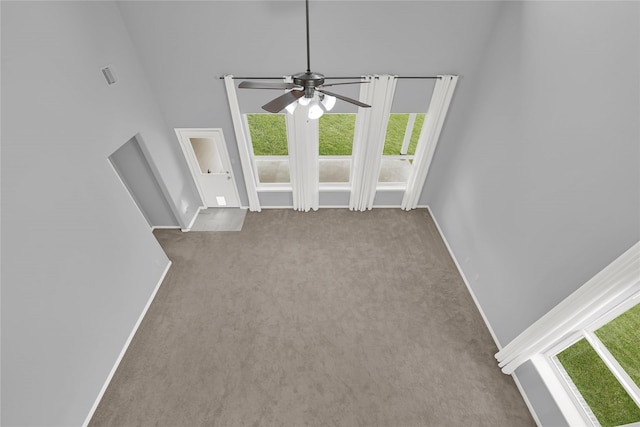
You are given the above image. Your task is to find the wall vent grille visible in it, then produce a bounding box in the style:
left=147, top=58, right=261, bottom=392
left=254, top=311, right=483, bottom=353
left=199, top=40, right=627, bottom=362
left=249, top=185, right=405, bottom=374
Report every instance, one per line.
left=101, top=66, right=117, bottom=85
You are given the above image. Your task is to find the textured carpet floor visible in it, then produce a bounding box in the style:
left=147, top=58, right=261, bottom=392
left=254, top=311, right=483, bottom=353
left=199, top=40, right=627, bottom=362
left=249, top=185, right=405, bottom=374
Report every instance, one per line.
left=90, top=209, right=535, bottom=427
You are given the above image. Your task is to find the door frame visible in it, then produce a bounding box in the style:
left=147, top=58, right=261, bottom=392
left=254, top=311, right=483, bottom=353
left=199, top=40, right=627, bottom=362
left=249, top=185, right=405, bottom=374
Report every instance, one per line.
left=175, top=128, right=241, bottom=208
left=109, top=133, right=182, bottom=229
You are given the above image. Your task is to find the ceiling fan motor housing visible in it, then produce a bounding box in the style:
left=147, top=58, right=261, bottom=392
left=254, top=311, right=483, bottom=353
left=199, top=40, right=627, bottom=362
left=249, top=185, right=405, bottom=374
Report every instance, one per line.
left=293, top=71, right=325, bottom=98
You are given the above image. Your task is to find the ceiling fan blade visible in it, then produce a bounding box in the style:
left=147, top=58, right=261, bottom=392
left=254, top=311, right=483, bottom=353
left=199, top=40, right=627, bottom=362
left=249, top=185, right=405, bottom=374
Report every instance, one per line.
left=321, top=81, right=370, bottom=88
left=262, top=90, right=305, bottom=113
left=239, top=81, right=297, bottom=90
left=317, top=89, right=371, bottom=108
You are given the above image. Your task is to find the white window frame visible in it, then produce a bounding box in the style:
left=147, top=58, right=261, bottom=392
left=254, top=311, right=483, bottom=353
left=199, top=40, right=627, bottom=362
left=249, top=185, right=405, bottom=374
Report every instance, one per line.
left=225, top=74, right=457, bottom=210
left=317, top=112, right=357, bottom=190
left=318, top=156, right=352, bottom=190
left=243, top=109, right=425, bottom=191
left=495, top=242, right=640, bottom=426
left=541, top=290, right=640, bottom=426
left=244, top=112, right=358, bottom=192
left=243, top=113, right=293, bottom=191
left=400, top=113, right=418, bottom=155
left=376, top=113, right=421, bottom=190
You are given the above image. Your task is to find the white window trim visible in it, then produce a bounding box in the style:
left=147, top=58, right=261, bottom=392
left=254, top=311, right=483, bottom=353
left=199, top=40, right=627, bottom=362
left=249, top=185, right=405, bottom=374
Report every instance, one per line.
left=496, top=241, right=640, bottom=426
left=584, top=329, right=640, bottom=408
left=539, top=290, right=640, bottom=425
left=242, top=114, right=260, bottom=184
left=381, top=154, right=415, bottom=160
left=376, top=112, right=422, bottom=188
left=244, top=114, right=293, bottom=190
left=376, top=184, right=408, bottom=191
left=226, top=76, right=457, bottom=210
left=536, top=290, right=640, bottom=426
left=376, top=154, right=415, bottom=188
left=253, top=155, right=292, bottom=188
left=319, top=183, right=351, bottom=190
left=496, top=242, right=640, bottom=374
left=532, top=354, right=591, bottom=426
left=400, top=113, right=417, bottom=155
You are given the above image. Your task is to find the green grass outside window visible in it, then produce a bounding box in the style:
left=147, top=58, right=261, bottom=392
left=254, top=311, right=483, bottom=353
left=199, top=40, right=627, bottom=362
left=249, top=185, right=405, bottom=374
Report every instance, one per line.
left=383, top=113, right=425, bottom=155
left=595, top=303, right=640, bottom=389
left=556, top=303, right=640, bottom=426
left=247, top=113, right=425, bottom=156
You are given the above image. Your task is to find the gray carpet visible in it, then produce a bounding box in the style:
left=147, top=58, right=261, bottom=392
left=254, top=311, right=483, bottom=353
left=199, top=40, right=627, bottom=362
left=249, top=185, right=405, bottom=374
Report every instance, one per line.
left=90, top=209, right=535, bottom=427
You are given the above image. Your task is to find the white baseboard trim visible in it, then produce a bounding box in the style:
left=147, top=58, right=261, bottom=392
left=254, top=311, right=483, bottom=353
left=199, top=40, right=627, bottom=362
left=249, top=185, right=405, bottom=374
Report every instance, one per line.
left=181, top=206, right=205, bottom=232
left=259, top=205, right=295, bottom=209
left=426, top=205, right=542, bottom=426
left=82, top=260, right=172, bottom=427
left=425, top=205, right=502, bottom=349
left=250, top=205, right=432, bottom=210
left=151, top=226, right=180, bottom=230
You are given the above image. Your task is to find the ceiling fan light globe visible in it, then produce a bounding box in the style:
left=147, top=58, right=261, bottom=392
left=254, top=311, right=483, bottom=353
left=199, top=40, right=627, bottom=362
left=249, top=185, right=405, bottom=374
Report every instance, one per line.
left=321, top=95, right=336, bottom=112
left=285, top=101, right=298, bottom=115
left=298, top=97, right=311, bottom=106
left=308, top=101, right=324, bottom=119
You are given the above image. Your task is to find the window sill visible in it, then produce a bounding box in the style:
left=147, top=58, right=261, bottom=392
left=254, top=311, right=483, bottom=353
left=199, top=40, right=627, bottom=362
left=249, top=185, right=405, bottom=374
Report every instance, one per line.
left=376, top=184, right=408, bottom=191
left=257, top=185, right=293, bottom=192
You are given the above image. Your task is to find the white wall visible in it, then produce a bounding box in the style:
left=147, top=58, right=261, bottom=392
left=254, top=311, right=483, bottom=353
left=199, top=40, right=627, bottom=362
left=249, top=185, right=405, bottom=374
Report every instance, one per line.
left=426, top=0, right=640, bottom=347
left=1, top=2, right=201, bottom=425
left=110, top=135, right=180, bottom=227
left=424, top=1, right=639, bottom=423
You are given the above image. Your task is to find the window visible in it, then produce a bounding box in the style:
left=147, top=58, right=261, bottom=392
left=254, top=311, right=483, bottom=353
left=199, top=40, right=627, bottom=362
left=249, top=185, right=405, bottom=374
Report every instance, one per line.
left=378, top=113, right=425, bottom=184
left=318, top=113, right=355, bottom=184
left=551, top=297, right=640, bottom=426
left=246, top=113, right=357, bottom=186
left=245, top=111, right=426, bottom=187
left=245, top=113, right=290, bottom=184
left=495, top=242, right=640, bottom=427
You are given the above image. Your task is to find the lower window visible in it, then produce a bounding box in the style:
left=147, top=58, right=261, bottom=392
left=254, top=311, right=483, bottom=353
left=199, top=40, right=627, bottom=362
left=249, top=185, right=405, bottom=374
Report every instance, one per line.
left=552, top=300, right=640, bottom=426
left=319, top=113, right=355, bottom=185
left=378, top=113, right=425, bottom=184
left=246, top=113, right=290, bottom=185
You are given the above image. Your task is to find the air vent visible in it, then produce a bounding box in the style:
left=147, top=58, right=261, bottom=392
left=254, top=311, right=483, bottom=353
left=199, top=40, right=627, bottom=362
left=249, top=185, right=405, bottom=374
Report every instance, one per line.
left=101, top=66, right=117, bottom=85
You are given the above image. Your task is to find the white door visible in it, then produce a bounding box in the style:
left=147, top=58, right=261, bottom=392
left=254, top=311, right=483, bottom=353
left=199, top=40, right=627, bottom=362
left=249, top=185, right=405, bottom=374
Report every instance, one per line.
left=176, top=128, right=240, bottom=207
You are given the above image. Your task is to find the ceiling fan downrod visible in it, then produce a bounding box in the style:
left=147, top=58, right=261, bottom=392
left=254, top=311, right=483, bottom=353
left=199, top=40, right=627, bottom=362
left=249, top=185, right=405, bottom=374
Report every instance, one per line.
left=236, top=0, right=371, bottom=113
left=295, top=0, right=324, bottom=98
left=306, top=0, right=311, bottom=74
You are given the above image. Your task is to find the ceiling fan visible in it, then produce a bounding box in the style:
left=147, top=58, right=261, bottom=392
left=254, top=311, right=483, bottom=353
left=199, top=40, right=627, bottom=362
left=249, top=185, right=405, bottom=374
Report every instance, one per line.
left=238, top=0, right=371, bottom=119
